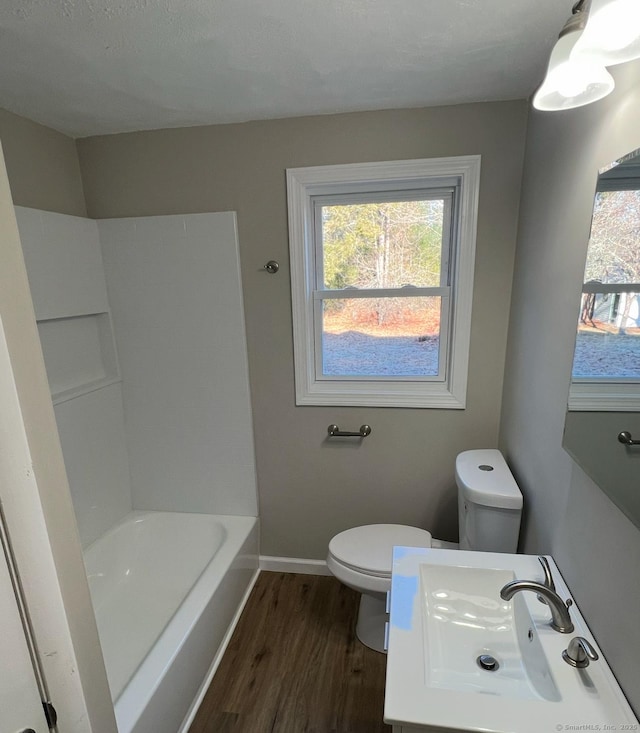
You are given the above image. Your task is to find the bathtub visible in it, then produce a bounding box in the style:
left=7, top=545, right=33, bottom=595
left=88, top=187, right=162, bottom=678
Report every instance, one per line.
left=83, top=511, right=259, bottom=733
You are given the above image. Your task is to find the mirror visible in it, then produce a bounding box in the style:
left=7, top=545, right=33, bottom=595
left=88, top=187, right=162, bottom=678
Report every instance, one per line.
left=563, top=147, right=640, bottom=529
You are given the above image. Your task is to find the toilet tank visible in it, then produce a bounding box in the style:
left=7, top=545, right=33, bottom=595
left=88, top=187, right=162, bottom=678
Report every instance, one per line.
left=456, top=449, right=523, bottom=553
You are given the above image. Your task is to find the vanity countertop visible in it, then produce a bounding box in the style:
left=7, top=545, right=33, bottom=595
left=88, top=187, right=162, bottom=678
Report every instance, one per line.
left=384, top=547, right=639, bottom=733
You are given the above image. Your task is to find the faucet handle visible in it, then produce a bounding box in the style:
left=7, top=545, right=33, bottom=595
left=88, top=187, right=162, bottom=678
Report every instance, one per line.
left=562, top=636, right=599, bottom=668
left=537, top=556, right=556, bottom=604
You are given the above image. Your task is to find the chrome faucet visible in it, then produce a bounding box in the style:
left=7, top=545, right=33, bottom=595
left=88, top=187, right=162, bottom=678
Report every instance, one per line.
left=500, top=580, right=574, bottom=633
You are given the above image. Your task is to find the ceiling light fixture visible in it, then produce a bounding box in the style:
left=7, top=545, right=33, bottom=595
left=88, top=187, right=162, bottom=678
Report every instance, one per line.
left=533, top=0, right=615, bottom=112
left=574, top=0, right=640, bottom=66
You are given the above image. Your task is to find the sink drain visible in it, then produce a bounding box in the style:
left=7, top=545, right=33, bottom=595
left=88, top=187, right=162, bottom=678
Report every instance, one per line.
left=477, top=654, right=499, bottom=671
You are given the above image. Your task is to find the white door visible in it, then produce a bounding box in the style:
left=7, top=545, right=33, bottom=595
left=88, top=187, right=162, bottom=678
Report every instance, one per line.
left=0, top=513, right=50, bottom=733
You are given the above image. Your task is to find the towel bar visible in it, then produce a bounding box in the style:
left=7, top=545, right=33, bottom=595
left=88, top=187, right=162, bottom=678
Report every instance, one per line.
left=327, top=424, right=372, bottom=438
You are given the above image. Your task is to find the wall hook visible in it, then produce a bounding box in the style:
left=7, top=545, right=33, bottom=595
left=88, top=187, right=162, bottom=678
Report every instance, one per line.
left=263, top=260, right=279, bottom=274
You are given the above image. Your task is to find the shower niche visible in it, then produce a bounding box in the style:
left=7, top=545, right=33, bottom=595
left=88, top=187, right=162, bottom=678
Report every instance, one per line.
left=16, top=205, right=121, bottom=405
left=37, top=312, right=120, bottom=403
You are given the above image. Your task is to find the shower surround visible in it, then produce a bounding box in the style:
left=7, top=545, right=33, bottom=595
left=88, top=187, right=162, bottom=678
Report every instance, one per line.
left=16, top=207, right=259, bottom=733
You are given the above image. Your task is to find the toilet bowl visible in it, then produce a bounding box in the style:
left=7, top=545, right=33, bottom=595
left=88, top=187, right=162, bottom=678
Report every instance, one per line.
left=326, top=449, right=523, bottom=653
left=327, top=524, right=434, bottom=651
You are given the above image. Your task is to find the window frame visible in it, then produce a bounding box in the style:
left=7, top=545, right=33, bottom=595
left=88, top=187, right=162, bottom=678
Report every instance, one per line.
left=286, top=156, right=481, bottom=408
left=312, top=188, right=454, bottom=384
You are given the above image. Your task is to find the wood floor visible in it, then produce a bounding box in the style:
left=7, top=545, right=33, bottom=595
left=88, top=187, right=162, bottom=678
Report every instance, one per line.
left=188, top=572, right=391, bottom=733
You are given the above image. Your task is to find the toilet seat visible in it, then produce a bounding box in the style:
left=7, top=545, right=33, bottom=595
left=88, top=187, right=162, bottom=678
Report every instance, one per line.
left=328, top=524, right=432, bottom=578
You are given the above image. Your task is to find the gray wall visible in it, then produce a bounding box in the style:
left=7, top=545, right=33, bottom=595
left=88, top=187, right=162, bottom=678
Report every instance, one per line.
left=563, top=410, right=640, bottom=528
left=77, top=102, right=528, bottom=558
left=500, top=61, right=640, bottom=712
left=0, top=107, right=86, bottom=216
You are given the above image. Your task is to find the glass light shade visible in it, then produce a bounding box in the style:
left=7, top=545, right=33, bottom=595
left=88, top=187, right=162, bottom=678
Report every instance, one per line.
left=574, top=0, right=640, bottom=66
left=533, top=29, right=615, bottom=111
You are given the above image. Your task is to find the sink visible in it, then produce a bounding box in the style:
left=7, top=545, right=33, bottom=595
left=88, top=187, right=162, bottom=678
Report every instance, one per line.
left=385, top=548, right=638, bottom=733
left=420, top=564, right=559, bottom=702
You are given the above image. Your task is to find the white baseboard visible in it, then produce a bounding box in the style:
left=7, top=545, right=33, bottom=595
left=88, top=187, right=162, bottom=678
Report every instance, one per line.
left=259, top=555, right=332, bottom=576
left=177, top=567, right=260, bottom=733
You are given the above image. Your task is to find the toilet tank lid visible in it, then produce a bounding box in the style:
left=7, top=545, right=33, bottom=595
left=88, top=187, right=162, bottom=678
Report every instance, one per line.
left=456, top=449, right=523, bottom=510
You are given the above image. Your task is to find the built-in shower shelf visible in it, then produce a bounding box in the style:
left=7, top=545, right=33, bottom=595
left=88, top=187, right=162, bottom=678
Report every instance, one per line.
left=50, top=376, right=123, bottom=405
left=37, top=311, right=121, bottom=404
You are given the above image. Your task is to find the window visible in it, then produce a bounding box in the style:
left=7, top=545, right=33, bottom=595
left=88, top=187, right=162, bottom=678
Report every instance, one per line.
left=286, top=157, right=481, bottom=408
left=569, top=160, right=640, bottom=411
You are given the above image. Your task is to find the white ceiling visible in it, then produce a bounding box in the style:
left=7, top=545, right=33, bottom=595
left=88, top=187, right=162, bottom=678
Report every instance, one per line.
left=0, top=0, right=574, bottom=139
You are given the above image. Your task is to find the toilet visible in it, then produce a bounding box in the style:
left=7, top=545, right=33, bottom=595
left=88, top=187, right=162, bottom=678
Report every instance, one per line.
left=326, top=449, right=523, bottom=652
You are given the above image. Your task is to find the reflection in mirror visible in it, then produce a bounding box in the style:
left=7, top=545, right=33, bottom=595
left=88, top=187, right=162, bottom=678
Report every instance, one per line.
left=564, top=148, right=640, bottom=529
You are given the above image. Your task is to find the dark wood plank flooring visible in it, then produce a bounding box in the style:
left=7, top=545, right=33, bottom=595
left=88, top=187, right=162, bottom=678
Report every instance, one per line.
left=189, top=572, right=391, bottom=733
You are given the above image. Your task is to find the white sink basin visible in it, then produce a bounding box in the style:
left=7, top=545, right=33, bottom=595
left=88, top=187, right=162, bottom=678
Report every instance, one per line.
left=385, top=548, right=638, bottom=733
left=421, top=564, right=559, bottom=702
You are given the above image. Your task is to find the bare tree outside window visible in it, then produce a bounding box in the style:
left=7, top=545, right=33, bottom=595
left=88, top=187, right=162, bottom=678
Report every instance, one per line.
left=573, top=188, right=640, bottom=380
left=320, top=199, right=446, bottom=377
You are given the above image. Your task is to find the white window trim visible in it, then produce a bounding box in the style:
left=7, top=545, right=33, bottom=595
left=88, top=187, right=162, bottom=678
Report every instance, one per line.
left=568, top=382, right=640, bottom=411
left=569, top=283, right=640, bottom=409
left=286, top=156, right=481, bottom=408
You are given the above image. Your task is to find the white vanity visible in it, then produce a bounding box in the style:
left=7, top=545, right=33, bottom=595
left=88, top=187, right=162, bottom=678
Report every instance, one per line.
left=384, top=547, right=639, bottom=733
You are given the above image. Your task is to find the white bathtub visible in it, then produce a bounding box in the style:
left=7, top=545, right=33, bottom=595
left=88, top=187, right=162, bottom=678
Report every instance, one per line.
left=83, top=511, right=259, bottom=733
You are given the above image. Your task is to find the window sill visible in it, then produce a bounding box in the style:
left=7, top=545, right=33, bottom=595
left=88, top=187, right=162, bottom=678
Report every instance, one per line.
left=295, top=380, right=466, bottom=409
left=568, top=382, right=640, bottom=411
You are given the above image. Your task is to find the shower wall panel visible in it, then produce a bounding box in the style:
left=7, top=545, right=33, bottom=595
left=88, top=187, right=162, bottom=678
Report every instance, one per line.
left=98, top=213, right=258, bottom=517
